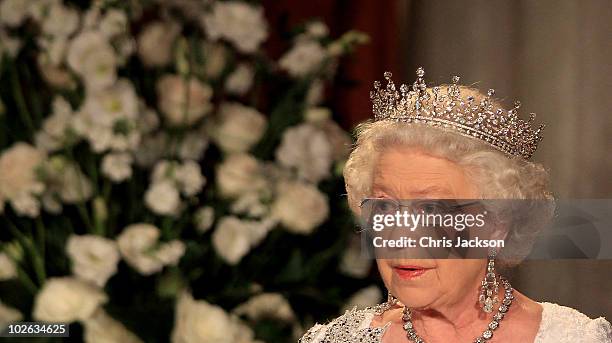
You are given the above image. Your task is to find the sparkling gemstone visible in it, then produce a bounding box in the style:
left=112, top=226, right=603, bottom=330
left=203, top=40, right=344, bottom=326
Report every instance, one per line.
left=483, top=330, right=493, bottom=339
left=489, top=321, right=499, bottom=330
left=494, top=313, right=504, bottom=321
left=403, top=322, right=413, bottom=330
left=499, top=305, right=508, bottom=313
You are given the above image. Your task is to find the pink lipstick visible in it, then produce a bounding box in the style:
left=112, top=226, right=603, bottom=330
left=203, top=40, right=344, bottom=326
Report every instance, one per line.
left=393, top=265, right=431, bottom=279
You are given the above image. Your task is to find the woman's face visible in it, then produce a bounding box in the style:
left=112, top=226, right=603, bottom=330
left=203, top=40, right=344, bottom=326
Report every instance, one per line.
left=373, top=147, right=486, bottom=310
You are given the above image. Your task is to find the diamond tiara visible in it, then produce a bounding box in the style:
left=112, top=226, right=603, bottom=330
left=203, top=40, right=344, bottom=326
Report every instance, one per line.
left=369, top=67, right=545, bottom=159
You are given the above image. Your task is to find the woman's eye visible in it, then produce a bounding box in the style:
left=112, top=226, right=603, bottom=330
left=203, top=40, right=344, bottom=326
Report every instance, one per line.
left=418, top=202, right=446, bottom=214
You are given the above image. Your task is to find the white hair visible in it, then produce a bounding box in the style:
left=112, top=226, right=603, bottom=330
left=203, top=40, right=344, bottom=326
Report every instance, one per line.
left=343, top=120, right=554, bottom=264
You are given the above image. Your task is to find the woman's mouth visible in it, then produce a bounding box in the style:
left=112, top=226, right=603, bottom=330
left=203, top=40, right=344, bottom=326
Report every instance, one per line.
left=392, top=265, right=432, bottom=279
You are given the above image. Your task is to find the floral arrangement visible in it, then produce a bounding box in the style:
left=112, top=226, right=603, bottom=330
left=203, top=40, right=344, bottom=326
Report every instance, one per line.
left=0, top=0, right=380, bottom=342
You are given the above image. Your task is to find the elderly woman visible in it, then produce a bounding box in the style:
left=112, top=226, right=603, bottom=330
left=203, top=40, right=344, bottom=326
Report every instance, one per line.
left=299, top=69, right=611, bottom=343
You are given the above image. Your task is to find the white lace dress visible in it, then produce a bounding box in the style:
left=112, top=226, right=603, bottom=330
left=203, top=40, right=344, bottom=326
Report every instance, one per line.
left=299, top=302, right=612, bottom=343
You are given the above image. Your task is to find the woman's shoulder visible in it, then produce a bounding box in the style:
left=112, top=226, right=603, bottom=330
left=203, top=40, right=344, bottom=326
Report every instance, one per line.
left=535, top=302, right=612, bottom=343
left=298, top=307, right=389, bottom=343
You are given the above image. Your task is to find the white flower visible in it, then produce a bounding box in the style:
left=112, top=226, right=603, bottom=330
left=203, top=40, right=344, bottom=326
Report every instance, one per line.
left=155, top=240, right=185, bottom=266
left=0, top=143, right=45, bottom=217
left=157, top=74, right=213, bottom=126
left=202, top=41, right=227, bottom=78
left=230, top=193, right=268, bottom=218
left=216, top=154, right=267, bottom=198
left=145, top=181, right=181, bottom=216
left=234, top=293, right=295, bottom=321
left=304, top=107, right=331, bottom=123
left=41, top=156, right=93, bottom=205
left=194, top=206, right=215, bottom=233
left=101, top=153, right=133, bottom=183
left=0, top=0, right=30, bottom=27
left=225, top=63, right=254, bottom=95
left=306, top=79, right=325, bottom=105
left=0, top=300, right=22, bottom=329
left=137, top=21, right=181, bottom=67
left=66, top=235, right=120, bottom=287
left=175, top=160, right=205, bottom=196
left=134, top=132, right=168, bottom=167
left=212, top=102, right=267, bottom=154
left=271, top=181, right=329, bottom=234
left=117, top=223, right=185, bottom=275
left=0, top=252, right=17, bottom=281
left=178, top=131, right=209, bottom=160
left=83, top=308, right=143, bottom=343
left=37, top=55, right=76, bottom=89
left=33, top=277, right=107, bottom=323
left=279, top=40, right=327, bottom=77
left=98, top=9, right=128, bottom=38
left=276, top=123, right=332, bottom=183
left=35, top=96, right=75, bottom=152
left=340, top=236, right=372, bottom=278
left=73, top=79, right=140, bottom=152
left=41, top=2, right=79, bottom=38
left=306, top=21, right=329, bottom=38
left=201, top=1, right=268, bottom=54
left=212, top=216, right=273, bottom=265
left=341, top=286, right=382, bottom=312
left=172, top=292, right=256, bottom=343
left=151, top=160, right=205, bottom=197
left=67, top=31, right=117, bottom=90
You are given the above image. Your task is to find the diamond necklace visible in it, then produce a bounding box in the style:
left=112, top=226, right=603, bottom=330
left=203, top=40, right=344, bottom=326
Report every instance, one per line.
left=401, top=277, right=514, bottom=343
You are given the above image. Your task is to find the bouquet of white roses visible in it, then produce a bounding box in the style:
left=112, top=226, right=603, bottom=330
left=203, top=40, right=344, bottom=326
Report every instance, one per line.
left=0, top=0, right=378, bottom=342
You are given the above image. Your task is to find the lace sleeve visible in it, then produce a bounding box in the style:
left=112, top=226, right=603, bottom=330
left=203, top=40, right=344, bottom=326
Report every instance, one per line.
left=535, top=302, right=612, bottom=343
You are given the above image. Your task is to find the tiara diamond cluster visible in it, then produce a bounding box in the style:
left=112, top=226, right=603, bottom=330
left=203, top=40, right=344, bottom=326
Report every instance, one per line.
left=370, top=67, right=545, bottom=159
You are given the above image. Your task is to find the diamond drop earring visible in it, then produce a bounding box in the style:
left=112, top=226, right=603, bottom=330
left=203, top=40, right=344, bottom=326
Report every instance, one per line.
left=479, top=249, right=499, bottom=313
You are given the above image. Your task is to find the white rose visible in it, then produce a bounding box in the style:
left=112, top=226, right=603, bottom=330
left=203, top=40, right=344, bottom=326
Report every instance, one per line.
left=212, top=102, right=267, bottom=154
left=275, top=123, right=332, bottom=183
left=0, top=143, right=45, bottom=216
left=175, top=160, right=206, bottom=196
left=0, top=252, right=17, bottom=280
left=211, top=217, right=252, bottom=265
left=0, top=300, right=22, bottom=328
left=306, top=21, right=329, bottom=38
left=117, top=223, right=184, bottom=275
left=216, top=154, right=266, bottom=198
left=194, top=206, right=215, bottom=233
left=212, top=216, right=273, bottom=265
left=202, top=41, right=227, bottom=78
left=134, top=132, right=168, bottom=167
left=155, top=240, right=186, bottom=266
left=138, top=21, right=181, bottom=67
left=66, top=235, right=120, bottom=287
left=271, top=181, right=329, bottom=234
left=225, top=63, right=254, bottom=95
left=145, top=181, right=181, bottom=216
left=41, top=157, right=93, bottom=204
left=234, top=293, right=295, bottom=322
left=230, top=193, right=268, bottom=218
left=67, top=31, right=117, bottom=90
left=33, top=277, right=107, bottom=323
left=79, top=78, right=139, bottom=127
left=339, top=235, right=373, bottom=278
left=41, top=2, right=79, bottom=37
left=83, top=308, right=143, bottom=343
left=0, top=0, right=30, bottom=27
left=304, top=107, right=331, bottom=123
left=37, top=55, right=76, bottom=89
left=341, top=286, right=382, bottom=312
left=35, top=96, right=74, bottom=152
left=101, top=153, right=133, bottom=183
left=98, top=9, right=128, bottom=38
left=157, top=74, right=213, bottom=126
left=201, top=2, right=267, bottom=54
left=178, top=131, right=209, bottom=160
left=279, top=40, right=327, bottom=77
